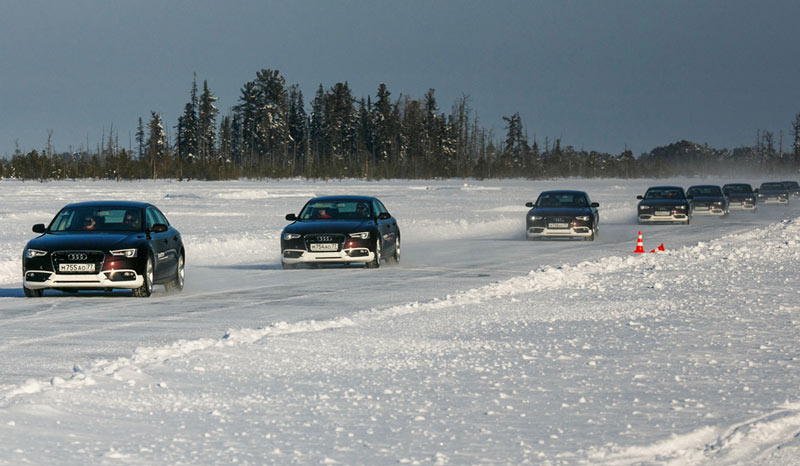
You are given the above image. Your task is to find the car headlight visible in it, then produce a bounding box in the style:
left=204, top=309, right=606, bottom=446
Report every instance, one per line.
left=638, top=206, right=651, bottom=211
left=575, top=215, right=590, bottom=221
left=530, top=215, right=543, bottom=220
left=25, top=249, right=47, bottom=258
left=110, top=249, right=138, bottom=258
left=674, top=205, right=687, bottom=210
left=349, top=232, right=370, bottom=240
left=283, top=233, right=302, bottom=240
left=713, top=201, right=723, bottom=206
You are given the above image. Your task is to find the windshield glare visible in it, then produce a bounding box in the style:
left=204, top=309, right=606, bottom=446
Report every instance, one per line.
left=687, top=186, right=722, bottom=197
left=535, top=193, right=588, bottom=208
left=299, top=200, right=372, bottom=220
left=644, top=189, right=685, bottom=200
left=49, top=207, right=143, bottom=232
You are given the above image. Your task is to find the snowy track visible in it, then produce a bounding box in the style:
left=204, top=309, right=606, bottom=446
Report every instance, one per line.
left=1, top=178, right=799, bottom=464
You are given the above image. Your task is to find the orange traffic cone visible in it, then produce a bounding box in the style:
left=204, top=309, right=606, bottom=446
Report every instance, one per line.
left=634, top=231, right=645, bottom=253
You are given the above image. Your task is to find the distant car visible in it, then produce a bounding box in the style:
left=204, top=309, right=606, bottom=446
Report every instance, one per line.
left=22, top=201, right=185, bottom=297
left=780, top=181, right=800, bottom=199
left=722, top=183, right=757, bottom=212
left=281, top=196, right=400, bottom=269
left=756, top=182, right=789, bottom=204
left=687, top=185, right=729, bottom=216
left=637, top=186, right=691, bottom=224
left=525, top=190, right=599, bottom=241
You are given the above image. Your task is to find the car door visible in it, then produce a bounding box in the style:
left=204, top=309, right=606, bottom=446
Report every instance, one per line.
left=372, top=199, right=397, bottom=253
left=146, top=207, right=176, bottom=281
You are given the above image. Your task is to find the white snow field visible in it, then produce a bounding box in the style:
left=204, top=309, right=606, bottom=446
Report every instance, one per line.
left=1, top=178, right=799, bottom=465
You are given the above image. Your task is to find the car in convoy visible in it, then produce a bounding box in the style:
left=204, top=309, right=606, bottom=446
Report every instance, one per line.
left=281, top=196, right=400, bottom=269
left=756, top=182, right=789, bottom=205
left=722, top=183, right=757, bottom=212
left=22, top=201, right=185, bottom=297
left=780, top=180, right=800, bottom=199
left=636, top=186, right=691, bottom=224
left=525, top=190, right=599, bottom=241
left=686, top=184, right=729, bottom=216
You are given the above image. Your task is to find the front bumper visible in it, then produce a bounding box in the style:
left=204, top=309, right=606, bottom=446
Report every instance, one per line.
left=23, top=269, right=144, bottom=290
left=638, top=212, right=689, bottom=223
left=729, top=201, right=756, bottom=211
left=526, top=226, right=593, bottom=239
left=692, top=206, right=726, bottom=215
left=759, top=197, right=788, bottom=204
left=281, top=248, right=376, bottom=265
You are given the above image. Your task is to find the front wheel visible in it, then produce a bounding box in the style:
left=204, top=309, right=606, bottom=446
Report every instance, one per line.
left=133, top=255, right=154, bottom=297
left=388, top=237, right=400, bottom=263
left=366, top=240, right=382, bottom=269
left=165, top=254, right=185, bottom=294
left=23, top=286, right=43, bottom=297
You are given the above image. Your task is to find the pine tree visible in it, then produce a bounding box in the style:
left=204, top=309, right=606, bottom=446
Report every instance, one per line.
left=792, top=112, right=800, bottom=168
left=197, top=80, right=219, bottom=161
left=135, top=117, right=145, bottom=159
left=145, top=112, right=166, bottom=181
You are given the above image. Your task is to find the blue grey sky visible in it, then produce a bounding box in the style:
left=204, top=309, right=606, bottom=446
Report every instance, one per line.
left=2, top=0, right=799, bottom=157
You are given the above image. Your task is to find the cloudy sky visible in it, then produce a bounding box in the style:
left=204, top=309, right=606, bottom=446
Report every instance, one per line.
left=2, top=0, right=799, bottom=157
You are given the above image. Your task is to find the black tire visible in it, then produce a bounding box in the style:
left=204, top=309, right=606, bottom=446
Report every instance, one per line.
left=388, top=237, right=401, bottom=263
left=164, top=254, right=185, bottom=294
left=23, top=286, right=43, bottom=297
left=133, top=255, right=154, bottom=297
left=366, top=240, right=382, bottom=269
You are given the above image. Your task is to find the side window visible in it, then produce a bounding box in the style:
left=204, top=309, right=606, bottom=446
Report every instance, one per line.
left=373, top=200, right=388, bottom=216
left=145, top=208, right=158, bottom=229
left=153, top=208, right=169, bottom=226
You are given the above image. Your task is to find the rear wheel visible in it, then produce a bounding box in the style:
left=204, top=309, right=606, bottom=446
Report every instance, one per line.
left=165, top=254, right=185, bottom=294
left=388, top=237, right=401, bottom=263
left=133, top=255, right=154, bottom=297
left=23, top=286, right=43, bottom=297
left=366, top=240, right=382, bottom=269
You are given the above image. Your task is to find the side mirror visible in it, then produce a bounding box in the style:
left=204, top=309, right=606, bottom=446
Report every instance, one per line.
left=525, top=202, right=534, bottom=208
left=285, top=213, right=297, bottom=221
left=150, top=223, right=168, bottom=233
left=377, top=212, right=392, bottom=220
left=590, top=202, right=599, bottom=208
left=636, top=195, right=644, bottom=200
left=32, top=224, right=46, bottom=234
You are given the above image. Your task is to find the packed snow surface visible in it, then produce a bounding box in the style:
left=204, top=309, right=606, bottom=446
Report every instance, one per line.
left=1, top=178, right=799, bottom=464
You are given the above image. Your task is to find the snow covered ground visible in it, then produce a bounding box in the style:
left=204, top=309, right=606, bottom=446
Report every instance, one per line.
left=1, top=178, right=799, bottom=464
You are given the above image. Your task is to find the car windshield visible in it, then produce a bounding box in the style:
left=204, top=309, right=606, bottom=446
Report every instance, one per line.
left=299, top=200, right=373, bottom=220
left=536, top=192, right=588, bottom=208
left=782, top=181, right=799, bottom=189
left=49, top=207, right=143, bottom=232
left=687, top=186, right=722, bottom=197
left=723, top=184, right=752, bottom=193
left=761, top=182, right=785, bottom=190
left=644, top=188, right=685, bottom=200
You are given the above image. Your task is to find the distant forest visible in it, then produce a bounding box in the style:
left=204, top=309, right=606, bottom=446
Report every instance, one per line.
left=2, top=69, right=800, bottom=181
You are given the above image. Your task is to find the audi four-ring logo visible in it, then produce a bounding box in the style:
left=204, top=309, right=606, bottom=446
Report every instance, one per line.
left=67, top=253, right=88, bottom=261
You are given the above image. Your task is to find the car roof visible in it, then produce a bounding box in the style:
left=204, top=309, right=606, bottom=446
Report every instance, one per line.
left=63, top=200, right=153, bottom=209
left=723, top=183, right=751, bottom=186
left=539, top=190, right=588, bottom=196
left=646, top=186, right=684, bottom=190
left=309, top=195, right=378, bottom=202
left=687, top=185, right=721, bottom=189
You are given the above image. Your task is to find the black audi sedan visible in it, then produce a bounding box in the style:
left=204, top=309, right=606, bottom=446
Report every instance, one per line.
left=687, top=185, right=729, bottom=216
left=722, top=183, right=757, bottom=212
left=637, top=186, right=691, bottom=224
left=281, top=196, right=400, bottom=269
left=22, top=201, right=184, bottom=297
left=780, top=181, right=800, bottom=199
left=525, top=190, right=599, bottom=241
left=756, top=182, right=789, bottom=205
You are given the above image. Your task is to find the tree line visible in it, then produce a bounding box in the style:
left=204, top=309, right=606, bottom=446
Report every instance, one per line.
left=3, top=69, right=800, bottom=181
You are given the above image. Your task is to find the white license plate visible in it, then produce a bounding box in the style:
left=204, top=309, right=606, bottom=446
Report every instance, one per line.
left=59, top=263, right=96, bottom=273
left=654, top=211, right=670, bottom=216
left=310, top=243, right=338, bottom=252
left=547, top=223, right=569, bottom=229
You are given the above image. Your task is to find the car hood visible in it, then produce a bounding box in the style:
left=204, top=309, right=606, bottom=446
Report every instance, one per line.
left=689, top=195, right=724, bottom=203
left=527, top=207, right=593, bottom=217
left=759, top=189, right=788, bottom=195
left=283, top=219, right=376, bottom=235
left=25, top=232, right=146, bottom=251
left=639, top=199, right=689, bottom=207
left=726, top=192, right=755, bottom=199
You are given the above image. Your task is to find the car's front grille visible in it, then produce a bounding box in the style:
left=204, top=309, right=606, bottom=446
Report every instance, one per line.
left=51, top=250, right=105, bottom=274
left=546, top=217, right=571, bottom=223
left=304, top=234, right=345, bottom=251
